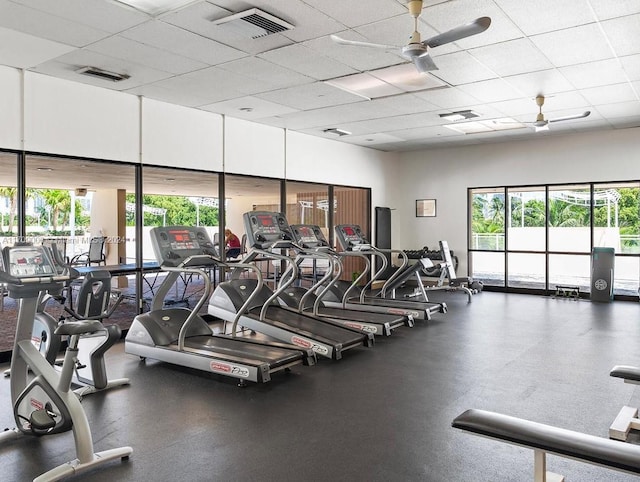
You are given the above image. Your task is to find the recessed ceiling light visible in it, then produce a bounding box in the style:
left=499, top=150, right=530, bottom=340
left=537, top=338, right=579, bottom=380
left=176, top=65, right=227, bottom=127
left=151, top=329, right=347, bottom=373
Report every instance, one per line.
left=113, top=0, right=198, bottom=16
left=444, top=118, right=526, bottom=135
left=326, top=64, right=447, bottom=100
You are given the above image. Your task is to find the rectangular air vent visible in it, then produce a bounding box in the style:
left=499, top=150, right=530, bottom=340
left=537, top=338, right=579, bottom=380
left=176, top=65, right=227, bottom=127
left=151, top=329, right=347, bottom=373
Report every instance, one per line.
left=211, top=8, right=294, bottom=39
left=75, top=66, right=130, bottom=82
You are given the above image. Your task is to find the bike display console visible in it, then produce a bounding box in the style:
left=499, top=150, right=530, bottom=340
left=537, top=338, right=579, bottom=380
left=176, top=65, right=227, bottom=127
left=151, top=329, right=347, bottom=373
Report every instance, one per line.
left=335, top=224, right=371, bottom=252
left=243, top=211, right=293, bottom=250
left=1, top=245, right=57, bottom=279
left=150, top=226, right=219, bottom=267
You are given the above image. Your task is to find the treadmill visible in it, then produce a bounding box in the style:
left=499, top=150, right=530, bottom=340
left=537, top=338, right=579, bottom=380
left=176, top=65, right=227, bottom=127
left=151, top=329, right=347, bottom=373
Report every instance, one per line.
left=323, top=224, right=447, bottom=320
left=125, top=226, right=316, bottom=387
left=208, top=212, right=373, bottom=360
left=281, top=224, right=412, bottom=337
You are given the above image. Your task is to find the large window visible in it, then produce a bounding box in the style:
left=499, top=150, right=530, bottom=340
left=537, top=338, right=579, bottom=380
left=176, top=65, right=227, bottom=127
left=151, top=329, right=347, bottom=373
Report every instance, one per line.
left=0, top=151, right=18, bottom=353
left=469, top=181, right=640, bottom=299
left=469, top=187, right=505, bottom=287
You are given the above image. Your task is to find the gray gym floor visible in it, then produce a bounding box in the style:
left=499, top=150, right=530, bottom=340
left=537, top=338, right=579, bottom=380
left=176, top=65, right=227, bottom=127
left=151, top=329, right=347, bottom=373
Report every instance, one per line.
left=2, top=291, right=640, bottom=481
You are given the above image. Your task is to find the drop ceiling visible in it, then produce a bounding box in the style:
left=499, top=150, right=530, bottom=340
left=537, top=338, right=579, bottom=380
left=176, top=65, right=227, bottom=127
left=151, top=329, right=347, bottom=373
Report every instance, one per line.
left=0, top=0, right=639, bottom=152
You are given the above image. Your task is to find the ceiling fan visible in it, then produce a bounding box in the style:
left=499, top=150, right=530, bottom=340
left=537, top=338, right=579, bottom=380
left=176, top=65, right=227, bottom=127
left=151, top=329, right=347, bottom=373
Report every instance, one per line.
left=330, top=0, right=491, bottom=73
left=529, top=95, right=591, bottom=132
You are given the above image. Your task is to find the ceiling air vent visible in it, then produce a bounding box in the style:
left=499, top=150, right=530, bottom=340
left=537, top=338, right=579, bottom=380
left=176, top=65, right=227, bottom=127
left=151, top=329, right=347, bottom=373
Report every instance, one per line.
left=211, top=8, right=294, bottom=39
left=75, top=66, right=130, bottom=82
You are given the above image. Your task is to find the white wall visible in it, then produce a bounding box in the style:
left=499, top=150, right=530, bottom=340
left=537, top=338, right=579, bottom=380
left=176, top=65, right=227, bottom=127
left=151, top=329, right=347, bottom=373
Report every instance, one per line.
left=0, top=66, right=22, bottom=150
left=224, top=117, right=285, bottom=178
left=23, top=72, right=139, bottom=161
left=141, top=98, right=223, bottom=171
left=394, top=129, right=640, bottom=274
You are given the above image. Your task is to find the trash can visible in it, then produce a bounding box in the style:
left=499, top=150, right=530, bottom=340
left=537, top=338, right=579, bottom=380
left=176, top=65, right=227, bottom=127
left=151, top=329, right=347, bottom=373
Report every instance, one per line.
left=591, top=247, right=615, bottom=302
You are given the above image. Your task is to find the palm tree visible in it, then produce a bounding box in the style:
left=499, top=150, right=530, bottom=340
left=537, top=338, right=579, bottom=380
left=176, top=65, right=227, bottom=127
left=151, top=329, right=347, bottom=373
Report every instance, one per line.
left=40, top=189, right=71, bottom=233
left=0, top=186, right=36, bottom=233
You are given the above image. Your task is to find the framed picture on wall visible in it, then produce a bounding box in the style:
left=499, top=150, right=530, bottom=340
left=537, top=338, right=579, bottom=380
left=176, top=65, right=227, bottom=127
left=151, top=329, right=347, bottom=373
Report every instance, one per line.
left=416, top=199, right=436, bottom=217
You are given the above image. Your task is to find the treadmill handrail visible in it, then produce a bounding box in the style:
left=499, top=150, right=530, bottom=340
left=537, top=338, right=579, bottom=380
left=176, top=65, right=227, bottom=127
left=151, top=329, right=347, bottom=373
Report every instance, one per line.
left=229, top=263, right=265, bottom=336
left=254, top=248, right=300, bottom=321
left=337, top=251, right=371, bottom=309
left=161, top=265, right=213, bottom=351
left=294, top=252, right=336, bottom=315
left=379, top=249, right=409, bottom=298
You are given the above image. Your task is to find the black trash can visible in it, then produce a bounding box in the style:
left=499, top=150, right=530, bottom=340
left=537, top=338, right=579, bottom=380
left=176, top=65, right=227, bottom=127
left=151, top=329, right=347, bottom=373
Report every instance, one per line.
left=591, top=247, right=615, bottom=302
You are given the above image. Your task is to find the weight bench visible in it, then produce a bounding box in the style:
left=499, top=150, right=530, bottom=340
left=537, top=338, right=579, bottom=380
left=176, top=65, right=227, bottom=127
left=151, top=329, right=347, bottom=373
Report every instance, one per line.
left=453, top=408, right=640, bottom=481
left=609, top=365, right=640, bottom=441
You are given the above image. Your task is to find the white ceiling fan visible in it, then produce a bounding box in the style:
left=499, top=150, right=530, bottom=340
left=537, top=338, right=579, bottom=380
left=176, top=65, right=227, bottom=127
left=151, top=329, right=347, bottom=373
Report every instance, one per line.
left=530, top=95, right=591, bottom=132
left=330, top=0, right=491, bottom=73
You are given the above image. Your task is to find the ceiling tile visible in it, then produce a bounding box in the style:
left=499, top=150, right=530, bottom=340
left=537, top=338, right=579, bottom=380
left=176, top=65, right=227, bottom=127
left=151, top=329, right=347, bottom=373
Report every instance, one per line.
left=0, top=1, right=111, bottom=47
left=580, top=83, right=639, bottom=105
left=493, top=0, right=595, bottom=36
left=152, top=66, right=264, bottom=102
left=413, top=86, right=482, bottom=109
left=489, top=97, right=544, bottom=117
left=125, top=83, right=217, bottom=107
left=620, top=54, right=640, bottom=80
left=256, top=81, right=364, bottom=110
left=429, top=50, right=497, bottom=85
left=0, top=27, right=76, bottom=69
left=601, top=14, right=640, bottom=57
left=121, top=20, right=246, bottom=65
left=199, top=95, right=299, bottom=119
left=218, top=57, right=314, bottom=90
left=530, top=23, right=614, bottom=66
left=595, top=101, right=640, bottom=118
left=259, top=43, right=357, bottom=80
left=589, top=0, right=640, bottom=20
left=469, top=38, right=553, bottom=77
left=308, top=0, right=407, bottom=28
left=457, top=78, right=527, bottom=103
left=503, top=69, right=574, bottom=96
left=11, top=0, right=149, bottom=33
left=337, top=132, right=407, bottom=145
left=560, top=58, right=632, bottom=89
left=87, top=35, right=208, bottom=74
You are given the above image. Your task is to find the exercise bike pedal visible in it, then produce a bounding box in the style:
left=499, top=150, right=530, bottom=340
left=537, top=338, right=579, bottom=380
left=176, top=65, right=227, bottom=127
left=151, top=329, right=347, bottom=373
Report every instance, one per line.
left=30, top=409, right=57, bottom=433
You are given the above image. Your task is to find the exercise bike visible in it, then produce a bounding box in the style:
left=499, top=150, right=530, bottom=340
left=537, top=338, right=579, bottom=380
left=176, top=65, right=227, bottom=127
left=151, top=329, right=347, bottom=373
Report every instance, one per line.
left=0, top=243, right=132, bottom=481
left=5, top=258, right=129, bottom=399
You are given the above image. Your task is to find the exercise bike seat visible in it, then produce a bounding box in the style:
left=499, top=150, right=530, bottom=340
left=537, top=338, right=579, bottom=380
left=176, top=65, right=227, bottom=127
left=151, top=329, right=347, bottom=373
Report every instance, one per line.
left=55, top=320, right=103, bottom=337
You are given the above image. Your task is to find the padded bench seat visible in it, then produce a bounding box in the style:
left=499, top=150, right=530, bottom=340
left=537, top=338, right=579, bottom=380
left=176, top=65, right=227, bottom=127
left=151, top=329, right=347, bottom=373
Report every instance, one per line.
left=453, top=408, right=640, bottom=476
left=610, top=365, right=640, bottom=383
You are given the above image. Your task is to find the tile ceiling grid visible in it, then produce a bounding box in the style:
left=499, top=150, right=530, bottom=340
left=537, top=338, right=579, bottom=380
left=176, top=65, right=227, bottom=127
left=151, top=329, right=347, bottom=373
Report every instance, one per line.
left=0, top=0, right=636, bottom=151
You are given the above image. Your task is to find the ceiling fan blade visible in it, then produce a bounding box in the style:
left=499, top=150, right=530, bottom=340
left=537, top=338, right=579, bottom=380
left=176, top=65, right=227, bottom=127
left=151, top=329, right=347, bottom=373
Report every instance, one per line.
left=413, top=53, right=438, bottom=72
left=330, top=34, right=398, bottom=51
left=548, top=111, right=591, bottom=123
left=424, top=17, right=492, bottom=48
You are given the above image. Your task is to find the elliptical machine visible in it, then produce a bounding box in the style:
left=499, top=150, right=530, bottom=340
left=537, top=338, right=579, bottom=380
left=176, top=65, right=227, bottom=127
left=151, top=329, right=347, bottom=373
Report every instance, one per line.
left=0, top=243, right=132, bottom=481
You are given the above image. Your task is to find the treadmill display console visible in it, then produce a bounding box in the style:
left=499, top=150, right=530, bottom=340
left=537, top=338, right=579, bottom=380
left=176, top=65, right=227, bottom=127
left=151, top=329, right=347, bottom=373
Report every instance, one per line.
left=335, top=224, right=372, bottom=252
left=150, top=226, right=219, bottom=267
left=290, top=224, right=328, bottom=249
left=243, top=211, right=293, bottom=249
